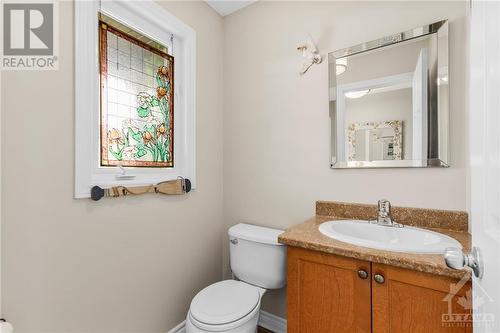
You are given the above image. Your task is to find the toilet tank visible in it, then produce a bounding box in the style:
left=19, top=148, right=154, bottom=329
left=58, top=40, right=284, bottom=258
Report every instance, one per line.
left=228, top=223, right=286, bottom=289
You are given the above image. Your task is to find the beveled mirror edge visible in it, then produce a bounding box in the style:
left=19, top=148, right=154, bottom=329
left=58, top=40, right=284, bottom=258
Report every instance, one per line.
left=436, top=20, right=450, bottom=167
left=329, top=19, right=447, bottom=60
left=330, top=158, right=450, bottom=169
left=329, top=19, right=450, bottom=169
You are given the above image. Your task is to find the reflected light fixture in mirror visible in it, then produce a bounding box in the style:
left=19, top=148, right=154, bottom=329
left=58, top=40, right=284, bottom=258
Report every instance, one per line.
left=345, top=89, right=370, bottom=99
left=336, top=57, right=348, bottom=75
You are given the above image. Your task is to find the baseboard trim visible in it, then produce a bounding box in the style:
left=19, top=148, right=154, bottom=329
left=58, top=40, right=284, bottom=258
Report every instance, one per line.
left=259, top=310, right=287, bottom=333
left=166, top=311, right=286, bottom=333
left=166, top=320, right=186, bottom=333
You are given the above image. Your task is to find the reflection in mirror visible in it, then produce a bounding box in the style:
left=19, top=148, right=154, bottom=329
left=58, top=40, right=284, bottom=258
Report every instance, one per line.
left=348, top=121, right=402, bottom=161
left=329, top=20, right=449, bottom=168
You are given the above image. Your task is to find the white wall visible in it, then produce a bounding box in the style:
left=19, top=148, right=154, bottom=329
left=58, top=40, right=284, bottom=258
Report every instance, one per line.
left=1, top=1, right=224, bottom=332
left=223, top=1, right=467, bottom=318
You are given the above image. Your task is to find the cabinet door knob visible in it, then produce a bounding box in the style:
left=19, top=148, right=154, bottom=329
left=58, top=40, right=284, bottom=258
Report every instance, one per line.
left=357, top=269, right=368, bottom=279
left=374, top=274, right=385, bottom=284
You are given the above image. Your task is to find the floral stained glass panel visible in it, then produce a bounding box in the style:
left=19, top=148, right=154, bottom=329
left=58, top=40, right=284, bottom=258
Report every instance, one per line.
left=99, top=21, right=174, bottom=167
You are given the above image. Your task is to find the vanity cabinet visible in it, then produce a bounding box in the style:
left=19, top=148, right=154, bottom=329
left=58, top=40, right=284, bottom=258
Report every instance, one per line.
left=287, top=247, right=371, bottom=332
left=287, top=247, right=472, bottom=333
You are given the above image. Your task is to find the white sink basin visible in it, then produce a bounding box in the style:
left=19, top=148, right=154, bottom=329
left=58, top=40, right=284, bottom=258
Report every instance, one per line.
left=318, top=220, right=462, bottom=254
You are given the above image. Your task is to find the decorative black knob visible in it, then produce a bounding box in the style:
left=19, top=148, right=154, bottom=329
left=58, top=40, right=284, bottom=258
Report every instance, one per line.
left=374, top=274, right=385, bottom=284
left=91, top=186, right=105, bottom=201
left=184, top=178, right=192, bottom=193
left=357, top=269, right=368, bottom=279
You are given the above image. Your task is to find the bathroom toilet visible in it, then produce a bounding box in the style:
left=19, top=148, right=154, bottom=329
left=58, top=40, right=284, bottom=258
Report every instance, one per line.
left=186, top=223, right=286, bottom=333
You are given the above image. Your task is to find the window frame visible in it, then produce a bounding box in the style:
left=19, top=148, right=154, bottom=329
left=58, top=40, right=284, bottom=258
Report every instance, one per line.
left=75, top=0, right=196, bottom=198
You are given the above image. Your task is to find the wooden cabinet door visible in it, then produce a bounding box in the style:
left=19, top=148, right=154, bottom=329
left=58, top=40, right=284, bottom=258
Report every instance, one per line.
left=372, top=263, right=472, bottom=333
left=287, top=247, right=371, bottom=333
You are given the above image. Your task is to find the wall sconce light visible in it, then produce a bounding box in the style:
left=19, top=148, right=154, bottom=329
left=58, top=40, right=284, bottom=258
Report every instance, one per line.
left=297, top=36, right=322, bottom=75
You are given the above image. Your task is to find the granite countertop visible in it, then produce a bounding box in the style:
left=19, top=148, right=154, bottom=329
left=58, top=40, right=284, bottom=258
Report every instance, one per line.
left=278, top=201, right=472, bottom=280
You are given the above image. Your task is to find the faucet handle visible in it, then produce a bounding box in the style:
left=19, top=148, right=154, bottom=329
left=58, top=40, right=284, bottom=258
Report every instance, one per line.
left=378, top=199, right=391, bottom=214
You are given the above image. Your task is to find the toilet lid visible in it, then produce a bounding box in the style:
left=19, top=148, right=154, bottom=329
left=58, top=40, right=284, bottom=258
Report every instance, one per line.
left=190, top=280, right=260, bottom=325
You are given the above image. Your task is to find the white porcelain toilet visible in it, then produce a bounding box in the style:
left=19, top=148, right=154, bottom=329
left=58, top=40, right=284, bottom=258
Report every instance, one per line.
left=185, top=223, right=286, bottom=333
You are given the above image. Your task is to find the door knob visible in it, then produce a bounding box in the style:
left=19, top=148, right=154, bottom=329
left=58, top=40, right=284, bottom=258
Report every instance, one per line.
left=444, top=247, right=483, bottom=278
left=374, top=274, right=385, bottom=284
left=357, top=269, right=368, bottom=279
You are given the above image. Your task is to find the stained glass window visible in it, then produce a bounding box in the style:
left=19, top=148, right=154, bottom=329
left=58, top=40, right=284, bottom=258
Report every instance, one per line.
left=99, top=16, right=174, bottom=167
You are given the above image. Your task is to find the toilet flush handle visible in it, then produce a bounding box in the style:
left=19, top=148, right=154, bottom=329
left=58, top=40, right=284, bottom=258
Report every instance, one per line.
left=230, top=238, right=238, bottom=245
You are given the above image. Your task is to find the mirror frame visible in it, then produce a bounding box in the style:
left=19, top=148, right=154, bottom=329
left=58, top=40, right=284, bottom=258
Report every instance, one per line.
left=329, top=20, right=449, bottom=169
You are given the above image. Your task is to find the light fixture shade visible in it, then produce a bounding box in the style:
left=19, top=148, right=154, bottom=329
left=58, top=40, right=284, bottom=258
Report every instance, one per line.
left=336, top=57, right=348, bottom=75
left=345, top=89, right=370, bottom=99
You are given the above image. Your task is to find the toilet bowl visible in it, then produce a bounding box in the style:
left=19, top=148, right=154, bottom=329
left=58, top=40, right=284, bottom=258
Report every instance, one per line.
left=186, top=280, right=265, bottom=333
left=185, top=224, right=286, bottom=333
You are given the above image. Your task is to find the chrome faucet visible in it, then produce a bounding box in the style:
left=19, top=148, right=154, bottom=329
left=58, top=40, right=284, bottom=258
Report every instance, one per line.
left=375, top=199, right=403, bottom=227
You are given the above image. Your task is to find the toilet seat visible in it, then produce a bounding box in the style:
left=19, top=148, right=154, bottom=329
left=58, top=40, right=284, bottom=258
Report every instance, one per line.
left=190, top=280, right=260, bottom=326
left=188, top=303, right=261, bottom=332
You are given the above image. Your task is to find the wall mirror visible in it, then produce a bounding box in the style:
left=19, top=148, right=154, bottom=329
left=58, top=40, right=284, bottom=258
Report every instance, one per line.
left=329, top=20, right=449, bottom=168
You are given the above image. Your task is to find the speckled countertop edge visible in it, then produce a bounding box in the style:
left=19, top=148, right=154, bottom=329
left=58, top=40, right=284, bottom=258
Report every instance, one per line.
left=316, top=201, right=469, bottom=232
left=278, top=214, right=472, bottom=280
